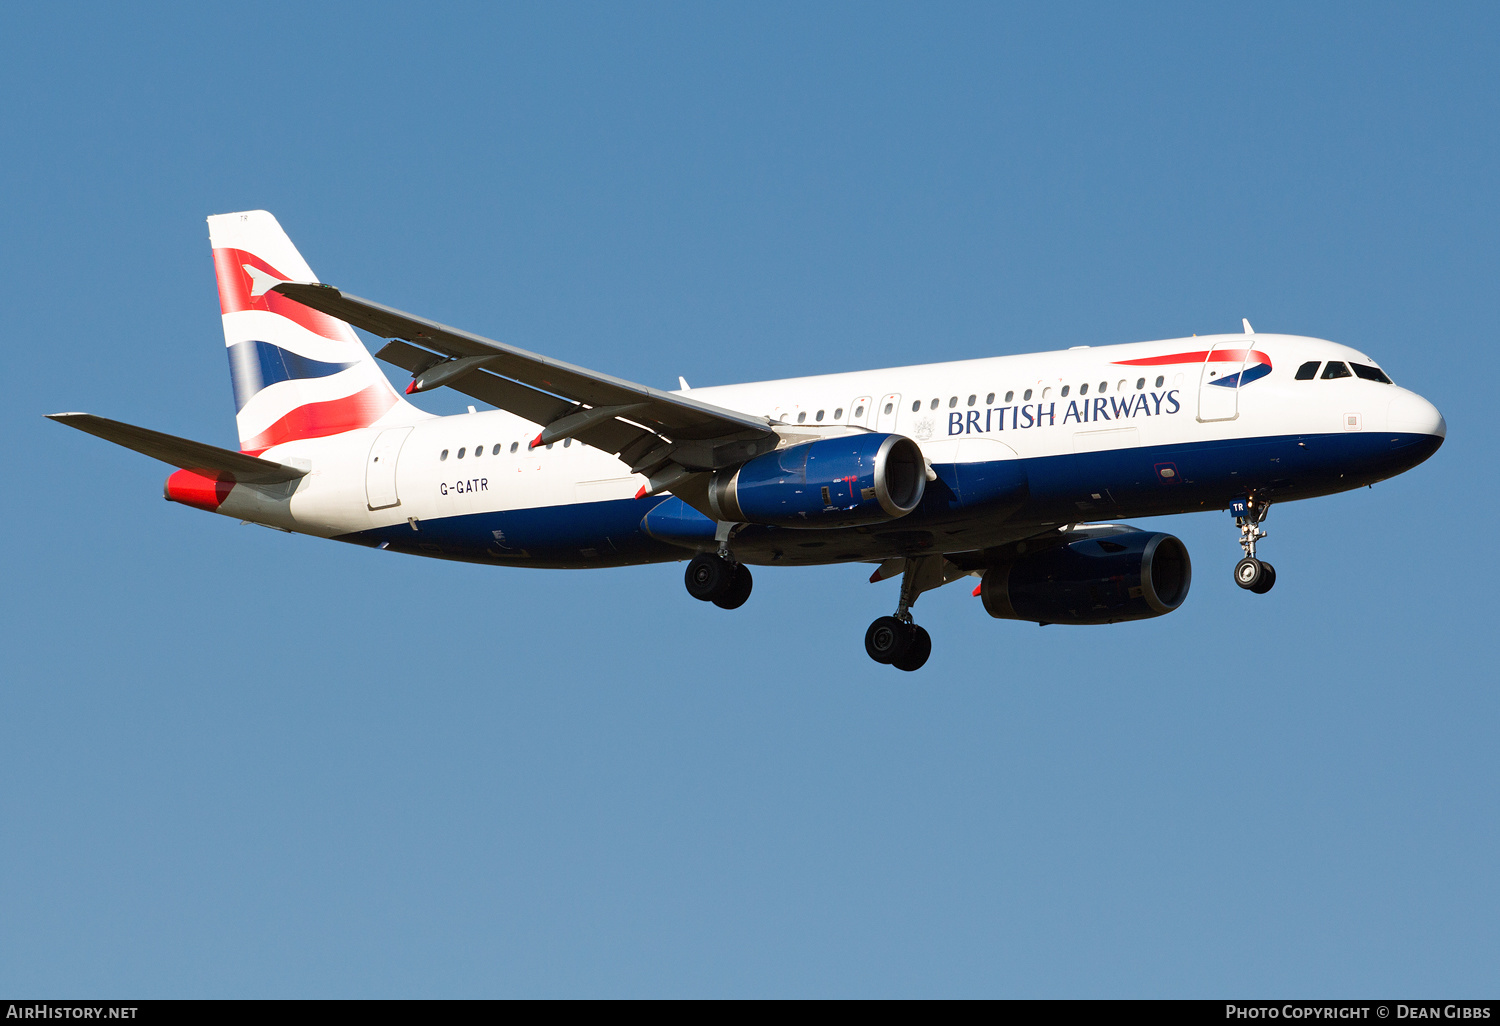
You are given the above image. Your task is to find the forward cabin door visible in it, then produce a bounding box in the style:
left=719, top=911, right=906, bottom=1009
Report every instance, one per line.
left=365, top=427, right=413, bottom=510
left=875, top=393, right=902, bottom=433
left=1197, top=342, right=1251, bottom=422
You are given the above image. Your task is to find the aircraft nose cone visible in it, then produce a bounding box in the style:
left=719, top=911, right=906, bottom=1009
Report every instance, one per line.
left=1387, top=391, right=1445, bottom=440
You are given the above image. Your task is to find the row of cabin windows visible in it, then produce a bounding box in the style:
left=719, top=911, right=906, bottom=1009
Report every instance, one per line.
left=792, top=406, right=848, bottom=423
left=904, top=376, right=1167, bottom=413
left=439, top=438, right=579, bottom=461
left=794, top=376, right=1175, bottom=422
left=1294, top=360, right=1393, bottom=384
left=426, top=361, right=1392, bottom=461
left=438, top=369, right=1189, bottom=450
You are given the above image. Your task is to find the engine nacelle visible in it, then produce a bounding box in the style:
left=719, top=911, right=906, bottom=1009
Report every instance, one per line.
left=980, top=529, right=1191, bottom=625
left=707, top=433, right=926, bottom=528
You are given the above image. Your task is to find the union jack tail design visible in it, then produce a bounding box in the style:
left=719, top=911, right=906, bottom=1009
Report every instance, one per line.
left=207, top=210, right=420, bottom=453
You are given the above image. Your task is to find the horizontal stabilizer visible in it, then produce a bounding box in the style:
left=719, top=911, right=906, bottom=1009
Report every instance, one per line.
left=46, top=413, right=308, bottom=483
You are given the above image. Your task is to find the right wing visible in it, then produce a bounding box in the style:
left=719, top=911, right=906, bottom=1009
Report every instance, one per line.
left=47, top=413, right=307, bottom=483
left=270, top=282, right=779, bottom=494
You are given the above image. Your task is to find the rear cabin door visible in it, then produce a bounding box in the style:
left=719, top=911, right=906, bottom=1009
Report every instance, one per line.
left=365, top=427, right=412, bottom=510
left=875, top=393, right=902, bottom=433
left=1197, top=342, right=1251, bottom=422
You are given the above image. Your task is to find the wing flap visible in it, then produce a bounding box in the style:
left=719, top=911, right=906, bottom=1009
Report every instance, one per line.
left=376, top=339, right=655, bottom=457
left=378, top=340, right=580, bottom=427
left=47, top=413, right=307, bottom=483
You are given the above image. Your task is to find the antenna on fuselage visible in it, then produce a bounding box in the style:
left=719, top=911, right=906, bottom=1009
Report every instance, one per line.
left=1242, top=318, right=1255, bottom=335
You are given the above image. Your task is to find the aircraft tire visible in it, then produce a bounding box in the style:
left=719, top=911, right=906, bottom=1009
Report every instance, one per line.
left=1234, top=557, right=1265, bottom=591
left=686, top=553, right=735, bottom=602
left=891, top=625, right=931, bottom=672
left=865, top=616, right=913, bottom=664
left=713, top=563, right=754, bottom=609
left=1251, top=561, right=1276, bottom=594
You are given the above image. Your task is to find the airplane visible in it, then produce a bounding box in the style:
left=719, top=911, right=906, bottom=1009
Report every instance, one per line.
left=50, top=210, right=1446, bottom=671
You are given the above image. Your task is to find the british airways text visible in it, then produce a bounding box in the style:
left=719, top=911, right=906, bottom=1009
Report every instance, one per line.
left=948, top=390, right=1182, bottom=435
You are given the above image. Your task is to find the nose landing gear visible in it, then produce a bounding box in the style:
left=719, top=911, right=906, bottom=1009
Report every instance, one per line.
left=1231, top=496, right=1276, bottom=594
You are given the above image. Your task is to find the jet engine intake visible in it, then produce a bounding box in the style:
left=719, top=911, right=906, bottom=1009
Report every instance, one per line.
left=708, top=433, right=925, bottom=528
left=980, top=529, right=1191, bottom=625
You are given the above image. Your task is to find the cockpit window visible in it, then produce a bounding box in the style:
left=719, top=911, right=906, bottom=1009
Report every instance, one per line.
left=1351, top=363, right=1393, bottom=384
left=1295, top=361, right=1321, bottom=380
left=1321, top=361, right=1352, bottom=380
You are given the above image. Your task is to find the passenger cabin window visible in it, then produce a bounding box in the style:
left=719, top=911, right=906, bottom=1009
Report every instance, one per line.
left=473, top=444, right=482, bottom=457
left=883, top=402, right=892, bottom=414
left=1061, top=385, right=1070, bottom=397
left=855, top=405, right=864, bottom=417
left=1322, top=361, right=1352, bottom=380
left=1351, top=363, right=1393, bottom=384
left=1023, top=389, right=1032, bottom=401
left=1079, top=383, right=1088, bottom=395
left=1099, top=381, right=1108, bottom=392
left=457, top=447, right=466, bottom=458
left=948, top=396, right=958, bottom=408
left=564, top=438, right=572, bottom=447
left=930, top=398, right=939, bottom=410
left=440, top=449, right=449, bottom=461
left=1004, top=391, right=1014, bottom=402
left=816, top=410, right=825, bottom=421
left=492, top=444, right=501, bottom=455
left=967, top=394, right=976, bottom=406
left=1136, top=378, right=1145, bottom=390
left=986, top=392, right=995, bottom=404
left=1295, top=361, right=1321, bottom=380
left=1154, top=376, right=1164, bottom=387
left=912, top=400, right=921, bottom=412
left=510, top=442, right=518, bottom=453
left=834, top=408, right=843, bottom=419
left=797, top=411, right=807, bottom=423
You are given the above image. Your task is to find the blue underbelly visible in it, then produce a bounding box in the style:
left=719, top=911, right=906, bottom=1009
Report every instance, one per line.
left=335, top=431, right=1442, bottom=566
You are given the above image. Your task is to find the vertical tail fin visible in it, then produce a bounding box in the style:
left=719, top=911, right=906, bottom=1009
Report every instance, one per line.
left=207, top=210, right=421, bottom=452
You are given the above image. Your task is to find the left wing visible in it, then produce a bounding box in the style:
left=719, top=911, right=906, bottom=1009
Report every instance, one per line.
left=270, top=282, right=778, bottom=496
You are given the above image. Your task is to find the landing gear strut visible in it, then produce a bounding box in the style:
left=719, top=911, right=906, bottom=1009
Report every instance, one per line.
left=1231, top=496, right=1276, bottom=594
left=864, top=559, right=933, bottom=671
left=685, top=551, right=753, bottom=609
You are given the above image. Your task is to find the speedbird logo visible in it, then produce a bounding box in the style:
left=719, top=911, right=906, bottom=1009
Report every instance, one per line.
left=1113, top=348, right=1274, bottom=388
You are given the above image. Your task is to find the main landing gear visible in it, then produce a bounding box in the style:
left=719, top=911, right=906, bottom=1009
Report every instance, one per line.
left=864, top=557, right=937, bottom=671
left=685, top=551, right=753, bottom=609
left=865, top=616, right=932, bottom=672
left=1231, top=496, right=1276, bottom=594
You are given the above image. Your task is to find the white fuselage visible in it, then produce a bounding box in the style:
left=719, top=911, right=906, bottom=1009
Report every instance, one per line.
left=206, top=332, right=1443, bottom=569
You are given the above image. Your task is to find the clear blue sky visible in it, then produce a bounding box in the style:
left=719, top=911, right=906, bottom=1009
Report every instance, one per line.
left=3, top=2, right=1496, bottom=997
